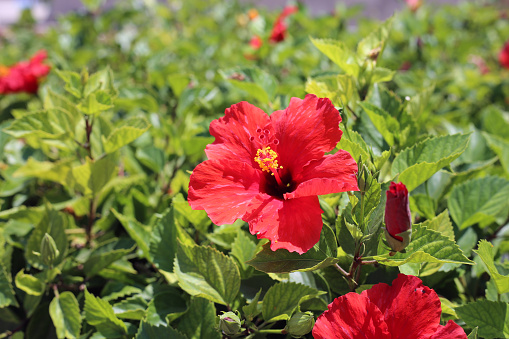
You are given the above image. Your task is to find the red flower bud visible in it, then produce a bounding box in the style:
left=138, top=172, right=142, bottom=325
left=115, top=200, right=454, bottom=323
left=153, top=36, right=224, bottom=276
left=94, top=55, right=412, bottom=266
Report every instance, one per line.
left=499, top=41, right=509, bottom=69
left=384, top=182, right=412, bottom=252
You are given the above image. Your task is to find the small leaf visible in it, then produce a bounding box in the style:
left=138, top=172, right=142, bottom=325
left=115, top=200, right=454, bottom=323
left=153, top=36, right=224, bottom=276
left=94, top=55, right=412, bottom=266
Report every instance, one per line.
left=77, top=92, right=113, bottom=115
left=84, top=289, right=127, bottom=337
left=112, top=296, right=147, bottom=320
left=230, top=231, right=257, bottom=279
left=448, top=176, right=509, bottom=229
left=242, top=289, right=262, bottom=322
left=0, top=263, right=19, bottom=308
left=145, top=289, right=187, bottom=325
left=359, top=102, right=399, bottom=146
left=72, top=155, right=117, bottom=196
left=174, top=242, right=241, bottom=306
left=310, top=38, right=360, bottom=76
left=111, top=209, right=151, bottom=259
left=474, top=240, right=509, bottom=294
left=83, top=246, right=133, bottom=277
left=371, top=67, right=395, bottom=83
left=149, top=207, right=178, bottom=273
left=247, top=223, right=338, bottom=273
left=455, top=300, right=509, bottom=339
left=391, top=133, right=471, bottom=191
left=102, top=117, right=150, bottom=154
left=49, top=292, right=81, bottom=339
left=15, top=270, right=45, bottom=296
left=262, top=282, right=323, bottom=322
left=356, top=16, right=393, bottom=60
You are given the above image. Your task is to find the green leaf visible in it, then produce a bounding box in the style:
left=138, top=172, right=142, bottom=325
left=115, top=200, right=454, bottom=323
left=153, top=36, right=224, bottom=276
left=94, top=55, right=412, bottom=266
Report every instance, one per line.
left=43, top=89, right=80, bottom=120
left=483, top=132, right=509, bottom=174
left=262, top=282, right=322, bottom=322
left=81, top=0, right=106, bottom=11
left=84, top=67, right=117, bottom=97
left=102, top=117, right=151, bottom=154
left=111, top=209, right=151, bottom=259
left=15, top=270, right=45, bottom=296
left=135, top=322, right=187, bottom=339
left=455, top=300, right=509, bottom=339
left=474, top=240, right=509, bottom=294
left=0, top=263, right=19, bottom=308
left=373, top=225, right=473, bottom=266
left=391, top=133, right=471, bottom=191
left=310, top=38, right=360, bottom=76
left=230, top=231, right=257, bottom=279
left=145, top=289, right=187, bottom=325
left=177, top=297, right=220, bottom=339
left=149, top=208, right=178, bottom=273
left=77, top=91, right=113, bottom=115
left=112, top=296, right=147, bottom=320
left=174, top=242, right=240, bottom=306
left=420, top=210, right=454, bottom=241
left=467, top=327, right=479, bottom=339
left=4, top=111, right=69, bottom=140
left=224, top=68, right=277, bottom=103
left=13, top=158, right=75, bottom=189
left=242, top=289, right=262, bottom=322
left=337, top=129, right=370, bottom=165
left=49, top=292, right=82, bottom=339
left=54, top=69, right=82, bottom=99
left=247, top=223, right=338, bottom=273
left=83, top=246, right=133, bottom=277
left=448, top=176, right=509, bottom=229
left=173, top=193, right=211, bottom=232
left=371, top=67, right=395, bottom=83
left=482, top=106, right=509, bottom=140
left=359, top=102, right=399, bottom=146
left=72, top=155, right=117, bottom=196
left=84, top=289, right=127, bottom=337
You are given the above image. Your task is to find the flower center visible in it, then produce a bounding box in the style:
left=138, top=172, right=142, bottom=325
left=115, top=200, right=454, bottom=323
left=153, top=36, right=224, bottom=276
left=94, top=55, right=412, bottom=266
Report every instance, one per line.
left=254, top=146, right=284, bottom=187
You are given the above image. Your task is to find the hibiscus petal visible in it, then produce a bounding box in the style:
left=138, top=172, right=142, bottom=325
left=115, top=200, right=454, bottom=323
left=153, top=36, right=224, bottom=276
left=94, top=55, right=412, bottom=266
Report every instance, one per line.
left=430, top=320, right=467, bottom=339
left=244, top=195, right=323, bottom=254
left=270, top=94, right=343, bottom=172
left=285, top=150, right=358, bottom=199
left=362, top=274, right=442, bottom=339
left=188, top=160, right=265, bottom=225
left=312, top=293, right=391, bottom=339
left=205, top=101, right=273, bottom=165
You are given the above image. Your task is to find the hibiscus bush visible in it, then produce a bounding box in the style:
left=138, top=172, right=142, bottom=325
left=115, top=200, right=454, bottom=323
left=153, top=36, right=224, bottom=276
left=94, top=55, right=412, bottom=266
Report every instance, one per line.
left=0, top=0, right=508, bottom=338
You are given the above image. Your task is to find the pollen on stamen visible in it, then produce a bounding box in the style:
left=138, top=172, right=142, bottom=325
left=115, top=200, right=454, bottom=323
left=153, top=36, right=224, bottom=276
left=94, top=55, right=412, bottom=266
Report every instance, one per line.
left=254, top=146, right=279, bottom=173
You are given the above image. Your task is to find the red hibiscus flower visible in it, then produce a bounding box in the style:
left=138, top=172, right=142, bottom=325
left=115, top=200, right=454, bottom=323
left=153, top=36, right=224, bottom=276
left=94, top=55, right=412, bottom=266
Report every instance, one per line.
left=188, top=94, right=358, bottom=254
left=313, top=274, right=467, bottom=339
left=499, top=41, right=509, bottom=69
left=384, top=182, right=412, bottom=252
left=269, top=5, right=298, bottom=43
left=0, top=50, right=51, bottom=95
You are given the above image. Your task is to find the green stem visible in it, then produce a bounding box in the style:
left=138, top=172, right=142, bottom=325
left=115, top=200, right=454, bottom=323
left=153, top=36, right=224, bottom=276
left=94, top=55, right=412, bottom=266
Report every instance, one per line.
left=257, top=329, right=284, bottom=334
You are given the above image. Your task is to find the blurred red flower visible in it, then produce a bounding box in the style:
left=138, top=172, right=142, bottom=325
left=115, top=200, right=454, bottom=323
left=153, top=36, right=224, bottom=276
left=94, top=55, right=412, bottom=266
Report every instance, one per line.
left=0, top=50, right=51, bottom=95
left=313, top=274, right=467, bottom=339
left=269, top=5, right=298, bottom=43
left=250, top=36, right=263, bottom=49
left=499, top=41, right=509, bottom=69
left=188, top=94, right=358, bottom=254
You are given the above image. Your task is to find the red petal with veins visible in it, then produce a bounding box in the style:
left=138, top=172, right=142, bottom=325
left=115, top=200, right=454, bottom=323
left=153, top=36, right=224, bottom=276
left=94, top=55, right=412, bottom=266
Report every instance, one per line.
left=362, top=274, right=442, bottom=339
left=271, top=94, right=343, bottom=175
left=188, top=160, right=265, bottom=225
left=312, top=293, right=391, bottom=339
left=430, top=320, right=468, bottom=339
left=206, top=101, right=273, bottom=165
left=286, top=150, right=358, bottom=199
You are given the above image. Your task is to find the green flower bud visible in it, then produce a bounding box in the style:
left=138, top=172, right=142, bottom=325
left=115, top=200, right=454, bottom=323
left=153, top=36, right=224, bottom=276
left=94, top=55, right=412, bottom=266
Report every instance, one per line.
left=40, top=233, right=59, bottom=266
left=218, top=311, right=242, bottom=335
left=285, top=312, right=315, bottom=338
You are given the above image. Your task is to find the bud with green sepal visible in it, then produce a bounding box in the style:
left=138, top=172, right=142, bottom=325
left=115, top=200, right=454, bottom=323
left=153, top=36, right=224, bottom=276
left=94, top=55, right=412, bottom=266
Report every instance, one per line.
left=218, top=311, right=242, bottom=336
left=285, top=312, right=315, bottom=338
left=40, top=233, right=60, bottom=267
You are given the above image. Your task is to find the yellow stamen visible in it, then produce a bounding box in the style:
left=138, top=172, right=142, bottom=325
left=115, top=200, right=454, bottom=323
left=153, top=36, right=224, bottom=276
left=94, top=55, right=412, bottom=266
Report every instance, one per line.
left=254, top=146, right=284, bottom=187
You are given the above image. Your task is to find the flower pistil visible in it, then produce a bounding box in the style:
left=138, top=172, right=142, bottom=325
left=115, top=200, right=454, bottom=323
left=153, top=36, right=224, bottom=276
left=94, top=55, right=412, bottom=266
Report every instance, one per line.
left=254, top=146, right=285, bottom=187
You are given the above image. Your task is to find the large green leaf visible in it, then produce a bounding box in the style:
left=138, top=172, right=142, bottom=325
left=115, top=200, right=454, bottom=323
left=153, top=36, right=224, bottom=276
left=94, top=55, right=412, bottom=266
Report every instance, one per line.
left=49, top=292, right=82, bottom=339
left=261, top=282, right=323, bottom=322
left=149, top=208, right=178, bottom=273
left=84, top=289, right=127, bottom=338
left=174, top=242, right=240, bottom=306
left=448, top=176, right=509, bottom=229
left=474, top=240, right=509, bottom=294
left=391, top=133, right=471, bottom=191
left=247, top=223, right=338, bottom=273
left=102, top=117, right=151, bottom=154
left=372, top=225, right=473, bottom=266
left=310, top=38, right=360, bottom=76
left=135, top=322, right=187, bottom=339
left=177, top=297, right=220, bottom=339
left=456, top=300, right=509, bottom=339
